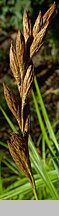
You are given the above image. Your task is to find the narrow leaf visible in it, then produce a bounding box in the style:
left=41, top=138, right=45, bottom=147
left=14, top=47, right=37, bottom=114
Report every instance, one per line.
left=34, top=77, right=59, bottom=152
left=0, top=105, right=17, bottom=133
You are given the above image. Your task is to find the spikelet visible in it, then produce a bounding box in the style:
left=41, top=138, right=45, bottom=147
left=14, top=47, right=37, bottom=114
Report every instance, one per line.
left=24, top=112, right=30, bottom=133
left=30, top=21, right=49, bottom=58
left=33, top=11, right=43, bottom=38
left=23, top=10, right=32, bottom=43
left=33, top=2, right=56, bottom=39
left=43, top=1, right=56, bottom=25
left=22, top=64, right=34, bottom=110
left=16, top=31, right=25, bottom=77
left=21, top=64, right=34, bottom=133
left=3, top=83, right=21, bottom=130
left=10, top=43, right=21, bottom=93
left=31, top=2, right=56, bottom=57
left=8, top=133, right=32, bottom=181
left=8, top=133, right=36, bottom=194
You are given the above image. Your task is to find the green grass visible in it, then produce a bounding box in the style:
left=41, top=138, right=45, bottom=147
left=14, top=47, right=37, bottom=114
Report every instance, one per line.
left=0, top=77, right=59, bottom=200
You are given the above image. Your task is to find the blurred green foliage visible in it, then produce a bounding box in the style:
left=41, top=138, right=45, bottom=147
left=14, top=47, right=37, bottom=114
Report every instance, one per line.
left=0, top=0, right=59, bottom=36
left=0, top=0, right=31, bottom=30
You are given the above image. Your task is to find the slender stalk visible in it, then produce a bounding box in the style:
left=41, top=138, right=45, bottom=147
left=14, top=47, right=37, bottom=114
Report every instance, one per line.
left=31, top=176, right=38, bottom=200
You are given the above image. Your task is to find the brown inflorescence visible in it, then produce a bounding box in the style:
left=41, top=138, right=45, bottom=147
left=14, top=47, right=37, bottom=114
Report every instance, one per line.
left=3, top=2, right=56, bottom=198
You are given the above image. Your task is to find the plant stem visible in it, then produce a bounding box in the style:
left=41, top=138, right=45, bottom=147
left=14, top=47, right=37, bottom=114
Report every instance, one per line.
left=31, top=176, right=38, bottom=200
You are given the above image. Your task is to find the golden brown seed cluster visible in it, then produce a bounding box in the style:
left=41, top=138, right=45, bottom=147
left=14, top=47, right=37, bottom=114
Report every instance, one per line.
left=3, top=2, right=56, bottom=187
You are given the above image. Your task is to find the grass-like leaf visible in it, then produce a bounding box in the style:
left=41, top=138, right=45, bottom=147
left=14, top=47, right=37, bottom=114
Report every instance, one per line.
left=34, top=76, right=59, bottom=152
left=0, top=105, right=17, bottom=133
left=32, top=90, right=59, bottom=167
left=0, top=170, right=58, bottom=200
left=29, top=136, right=59, bottom=200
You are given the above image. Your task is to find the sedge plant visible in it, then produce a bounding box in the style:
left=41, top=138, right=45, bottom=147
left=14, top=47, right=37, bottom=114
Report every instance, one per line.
left=0, top=2, right=57, bottom=200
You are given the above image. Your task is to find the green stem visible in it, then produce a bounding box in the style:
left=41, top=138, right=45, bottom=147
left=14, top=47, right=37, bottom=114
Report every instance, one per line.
left=31, top=176, right=38, bottom=200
